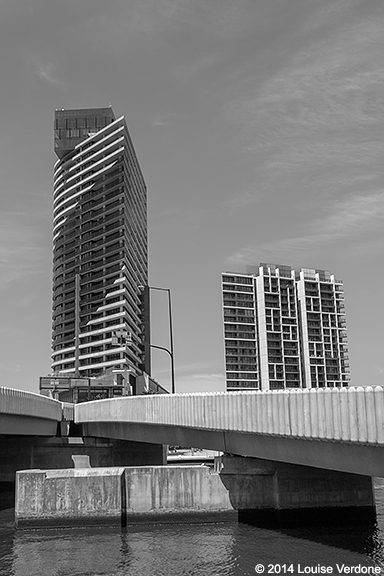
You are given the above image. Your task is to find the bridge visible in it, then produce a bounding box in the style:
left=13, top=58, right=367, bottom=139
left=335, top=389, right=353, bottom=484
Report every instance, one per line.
left=0, top=385, right=162, bottom=484
left=75, top=386, right=384, bottom=478
left=0, top=387, right=63, bottom=436
left=2, top=385, right=384, bottom=477
left=5, top=385, right=384, bottom=525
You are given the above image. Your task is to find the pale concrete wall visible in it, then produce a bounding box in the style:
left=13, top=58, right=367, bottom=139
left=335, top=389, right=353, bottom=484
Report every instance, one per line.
left=15, top=468, right=125, bottom=528
left=75, top=386, right=384, bottom=445
left=124, top=466, right=234, bottom=518
left=14, top=457, right=376, bottom=528
left=15, top=466, right=232, bottom=528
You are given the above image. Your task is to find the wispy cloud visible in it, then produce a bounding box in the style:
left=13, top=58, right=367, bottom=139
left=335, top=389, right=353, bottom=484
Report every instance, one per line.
left=222, top=190, right=262, bottom=210
left=318, top=192, right=384, bottom=237
left=172, top=53, right=221, bottom=84
left=0, top=211, right=48, bottom=291
left=224, top=3, right=384, bottom=201
left=179, top=371, right=224, bottom=382
left=226, top=191, right=384, bottom=267
left=151, top=112, right=185, bottom=126
left=77, top=0, right=265, bottom=56
left=0, top=361, right=22, bottom=374
left=152, top=206, right=212, bottom=235
left=78, top=0, right=194, bottom=52
left=218, top=2, right=384, bottom=273
left=25, top=52, right=63, bottom=86
left=176, top=372, right=225, bottom=393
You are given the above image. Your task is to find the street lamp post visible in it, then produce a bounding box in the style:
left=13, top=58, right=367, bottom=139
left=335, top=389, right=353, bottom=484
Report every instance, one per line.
left=140, top=285, right=175, bottom=394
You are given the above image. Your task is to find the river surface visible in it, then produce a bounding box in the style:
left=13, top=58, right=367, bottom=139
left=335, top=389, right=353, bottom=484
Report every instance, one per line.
left=1, top=482, right=384, bottom=576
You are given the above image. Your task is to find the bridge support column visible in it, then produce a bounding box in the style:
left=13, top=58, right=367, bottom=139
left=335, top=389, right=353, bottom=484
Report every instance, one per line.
left=14, top=458, right=376, bottom=528
left=217, top=455, right=376, bottom=526
left=0, top=435, right=165, bottom=510
left=0, top=436, right=165, bottom=484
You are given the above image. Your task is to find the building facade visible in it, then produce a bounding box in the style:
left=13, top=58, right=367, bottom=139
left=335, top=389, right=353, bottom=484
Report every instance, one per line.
left=255, top=264, right=302, bottom=390
left=296, top=268, right=349, bottom=389
left=222, top=274, right=259, bottom=390
left=222, top=264, right=350, bottom=391
left=51, top=107, right=149, bottom=380
left=39, top=373, right=168, bottom=403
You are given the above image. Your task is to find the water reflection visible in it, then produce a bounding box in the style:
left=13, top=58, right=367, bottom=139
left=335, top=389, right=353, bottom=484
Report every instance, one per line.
left=1, top=483, right=384, bottom=575
left=2, top=521, right=382, bottom=576
left=8, top=524, right=237, bottom=576
left=12, top=529, right=124, bottom=576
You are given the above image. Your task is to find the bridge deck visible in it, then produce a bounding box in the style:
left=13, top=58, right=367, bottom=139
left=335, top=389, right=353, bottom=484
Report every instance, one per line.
left=0, top=387, right=62, bottom=435
left=75, top=387, right=384, bottom=477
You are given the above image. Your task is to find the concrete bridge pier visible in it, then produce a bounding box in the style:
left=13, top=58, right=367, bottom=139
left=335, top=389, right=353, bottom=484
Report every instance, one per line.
left=15, top=455, right=376, bottom=528
left=218, top=455, right=376, bottom=526
left=0, top=434, right=166, bottom=512
left=0, top=435, right=165, bottom=484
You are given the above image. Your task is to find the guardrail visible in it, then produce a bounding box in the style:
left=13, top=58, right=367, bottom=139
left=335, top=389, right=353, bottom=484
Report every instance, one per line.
left=75, top=386, right=384, bottom=446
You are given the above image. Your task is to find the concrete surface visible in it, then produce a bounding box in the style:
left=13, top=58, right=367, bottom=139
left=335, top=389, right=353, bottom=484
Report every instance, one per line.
left=0, top=387, right=62, bottom=435
left=75, top=387, right=384, bottom=444
left=15, top=467, right=125, bottom=528
left=14, top=456, right=376, bottom=528
left=0, top=436, right=166, bottom=483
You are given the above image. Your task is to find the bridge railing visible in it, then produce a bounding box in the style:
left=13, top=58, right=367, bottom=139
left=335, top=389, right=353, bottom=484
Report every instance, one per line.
left=0, top=387, right=62, bottom=421
left=75, top=386, right=384, bottom=445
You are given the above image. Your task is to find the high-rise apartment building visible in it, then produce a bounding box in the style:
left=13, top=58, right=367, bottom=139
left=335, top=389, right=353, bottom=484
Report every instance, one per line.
left=222, top=274, right=259, bottom=390
left=296, top=268, right=349, bottom=389
left=222, top=264, right=350, bottom=391
left=51, top=107, right=149, bottom=380
left=255, top=264, right=302, bottom=390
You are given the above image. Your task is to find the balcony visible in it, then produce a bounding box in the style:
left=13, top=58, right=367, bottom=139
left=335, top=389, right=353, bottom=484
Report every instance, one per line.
left=268, top=356, right=283, bottom=363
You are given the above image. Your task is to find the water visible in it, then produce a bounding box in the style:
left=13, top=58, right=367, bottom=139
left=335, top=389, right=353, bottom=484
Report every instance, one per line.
left=1, top=483, right=384, bottom=576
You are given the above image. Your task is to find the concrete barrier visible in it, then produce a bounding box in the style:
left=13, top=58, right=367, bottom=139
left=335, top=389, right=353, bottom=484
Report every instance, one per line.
left=15, top=457, right=376, bottom=528
left=124, top=465, right=235, bottom=522
left=71, top=455, right=91, bottom=468
left=15, top=467, right=125, bottom=528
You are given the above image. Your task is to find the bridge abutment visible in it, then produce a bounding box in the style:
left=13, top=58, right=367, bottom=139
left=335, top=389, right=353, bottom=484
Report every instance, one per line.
left=218, top=455, right=375, bottom=526
left=0, top=436, right=165, bottom=484
left=14, top=455, right=375, bottom=528
left=0, top=435, right=165, bottom=509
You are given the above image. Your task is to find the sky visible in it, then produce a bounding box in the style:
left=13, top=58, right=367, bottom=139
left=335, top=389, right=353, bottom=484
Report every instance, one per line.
left=0, top=0, right=384, bottom=394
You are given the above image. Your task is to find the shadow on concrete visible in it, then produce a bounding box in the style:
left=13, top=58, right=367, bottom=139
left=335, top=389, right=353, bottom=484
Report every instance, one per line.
left=218, top=456, right=376, bottom=531
left=0, top=483, right=15, bottom=511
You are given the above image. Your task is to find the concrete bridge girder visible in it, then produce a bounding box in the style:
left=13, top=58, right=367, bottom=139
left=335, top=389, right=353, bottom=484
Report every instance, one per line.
left=0, top=386, right=62, bottom=436
left=0, top=414, right=59, bottom=436
left=80, top=420, right=384, bottom=478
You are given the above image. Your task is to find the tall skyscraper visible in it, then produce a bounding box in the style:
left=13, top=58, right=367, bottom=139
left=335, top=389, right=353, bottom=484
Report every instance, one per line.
left=222, top=264, right=350, bottom=391
left=51, top=107, right=149, bottom=380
